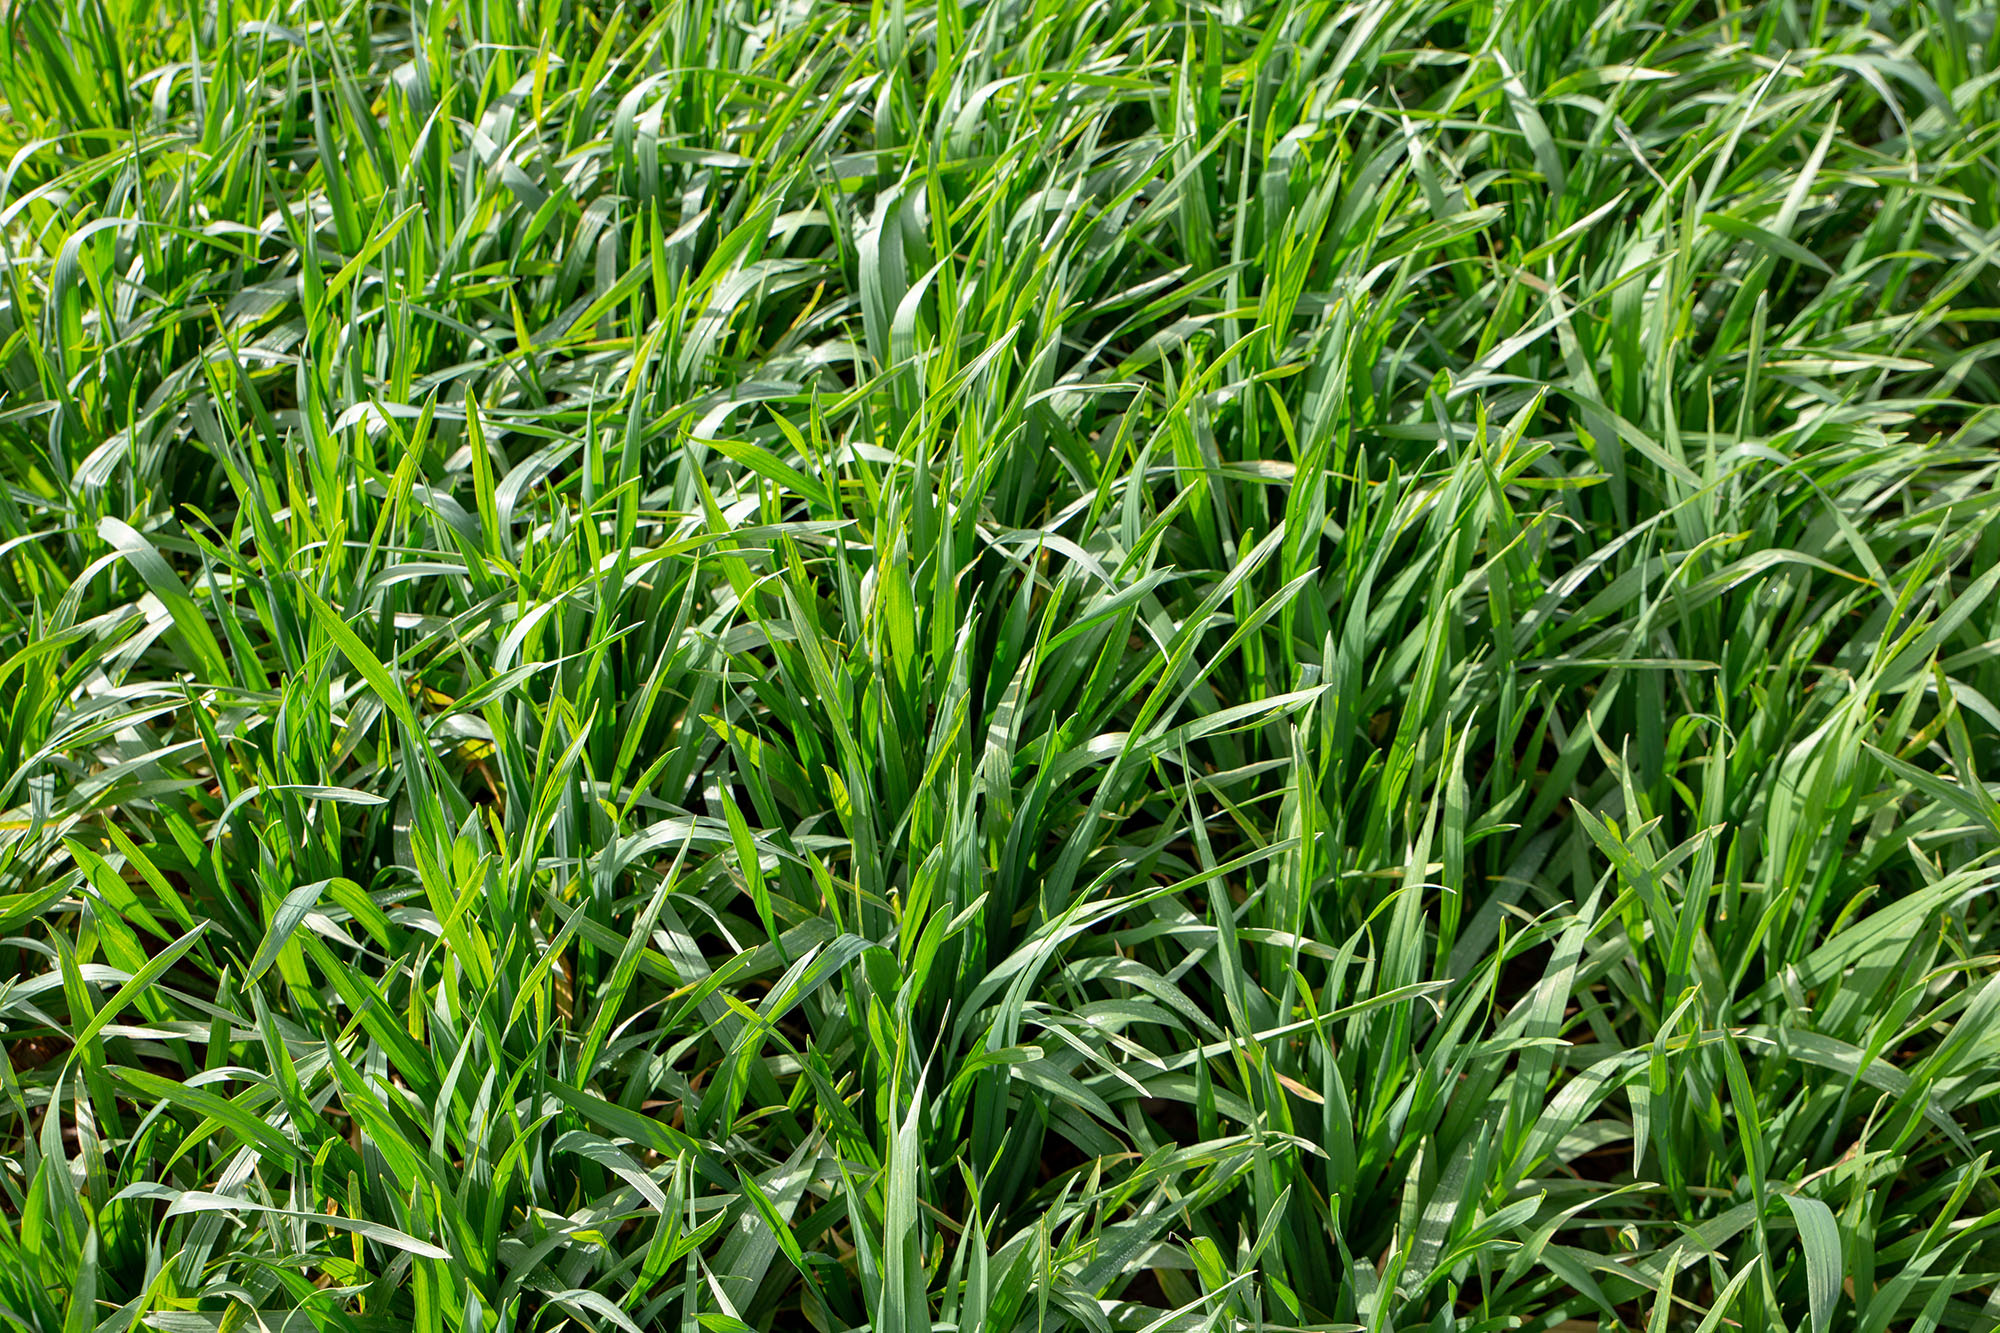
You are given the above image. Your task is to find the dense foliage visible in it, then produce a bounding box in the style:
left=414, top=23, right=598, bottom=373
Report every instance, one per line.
left=0, top=0, right=1998, bottom=1330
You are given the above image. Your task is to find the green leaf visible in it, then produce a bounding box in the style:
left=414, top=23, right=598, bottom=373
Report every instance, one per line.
left=1784, top=1193, right=1844, bottom=1333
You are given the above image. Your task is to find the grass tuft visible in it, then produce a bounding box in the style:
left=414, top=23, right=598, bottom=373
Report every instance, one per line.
left=0, top=0, right=1997, bottom=1330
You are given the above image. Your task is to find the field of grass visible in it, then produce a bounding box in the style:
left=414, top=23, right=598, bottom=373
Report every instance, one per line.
left=1, top=0, right=1999, bottom=1329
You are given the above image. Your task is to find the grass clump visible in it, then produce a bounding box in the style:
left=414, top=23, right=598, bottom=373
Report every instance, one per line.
left=0, top=0, right=1998, bottom=1329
